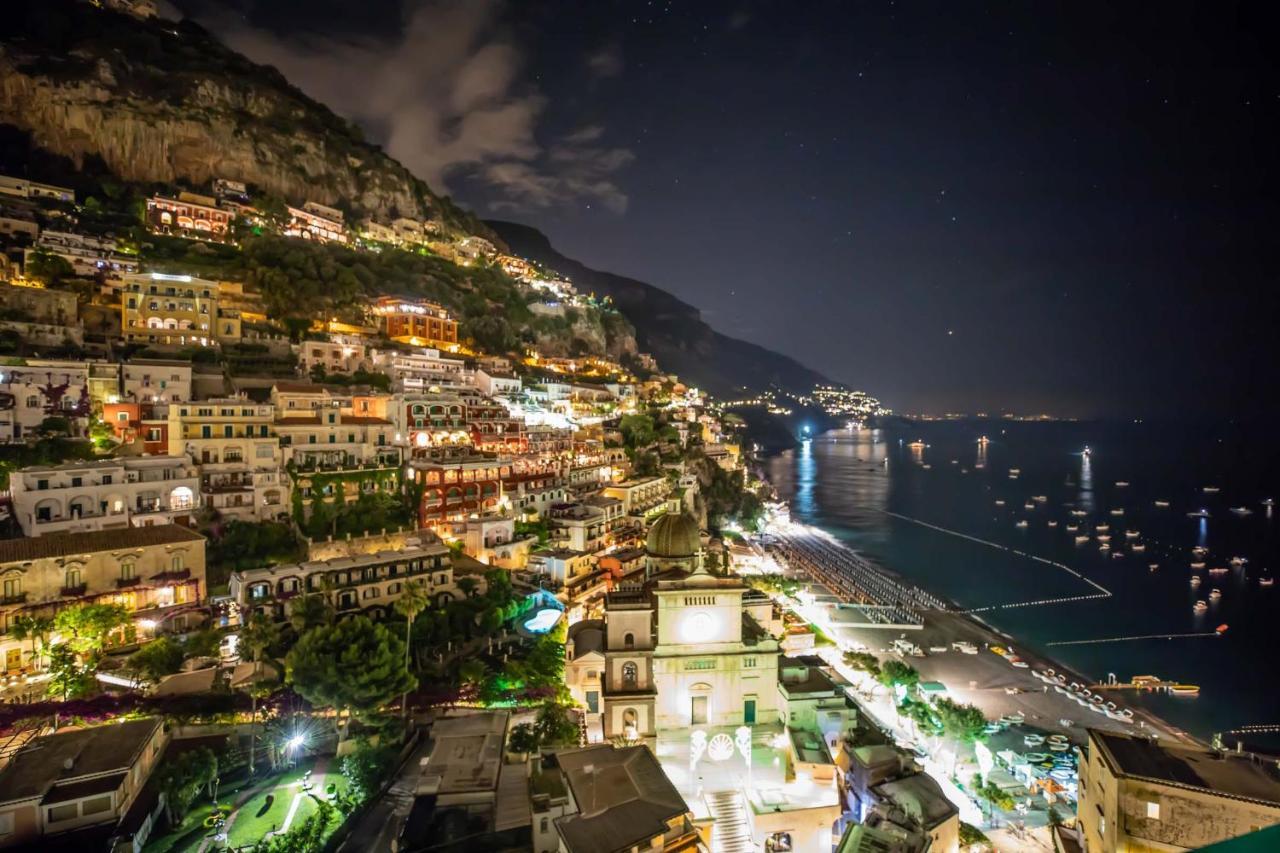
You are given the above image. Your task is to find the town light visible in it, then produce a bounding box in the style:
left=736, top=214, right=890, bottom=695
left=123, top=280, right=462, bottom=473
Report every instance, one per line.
left=286, top=734, right=305, bottom=752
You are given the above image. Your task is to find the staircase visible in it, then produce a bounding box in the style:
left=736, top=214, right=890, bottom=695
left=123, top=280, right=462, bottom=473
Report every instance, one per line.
left=705, top=789, right=754, bottom=853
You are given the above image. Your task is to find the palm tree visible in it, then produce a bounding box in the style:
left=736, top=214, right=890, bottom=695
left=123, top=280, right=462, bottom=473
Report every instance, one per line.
left=10, top=614, right=54, bottom=671
left=393, top=581, right=430, bottom=719
left=237, top=614, right=281, bottom=775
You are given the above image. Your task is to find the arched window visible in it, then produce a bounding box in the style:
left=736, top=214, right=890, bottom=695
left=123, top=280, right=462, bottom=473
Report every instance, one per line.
left=622, top=661, right=638, bottom=687
left=623, top=632, right=635, bottom=649
left=64, top=568, right=81, bottom=590
left=120, top=561, right=135, bottom=581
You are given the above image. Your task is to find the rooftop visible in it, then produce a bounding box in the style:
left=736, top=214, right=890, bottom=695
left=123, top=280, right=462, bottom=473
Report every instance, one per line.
left=0, top=719, right=162, bottom=804
left=0, top=525, right=205, bottom=565
left=419, top=712, right=508, bottom=796
left=870, top=773, right=959, bottom=831
left=1092, top=730, right=1280, bottom=807
left=554, top=745, right=690, bottom=853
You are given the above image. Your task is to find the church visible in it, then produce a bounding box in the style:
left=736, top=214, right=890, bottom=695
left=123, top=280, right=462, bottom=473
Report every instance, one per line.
left=567, top=510, right=782, bottom=741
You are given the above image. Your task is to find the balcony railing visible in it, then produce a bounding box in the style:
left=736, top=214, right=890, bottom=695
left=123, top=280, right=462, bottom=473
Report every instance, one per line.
left=1, top=593, right=28, bottom=606
left=116, top=577, right=142, bottom=589
left=60, top=584, right=88, bottom=598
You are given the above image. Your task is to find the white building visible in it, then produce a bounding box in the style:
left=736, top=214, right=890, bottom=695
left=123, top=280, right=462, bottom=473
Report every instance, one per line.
left=8, top=455, right=201, bottom=537
left=475, top=368, right=522, bottom=398
left=373, top=347, right=472, bottom=393
left=26, top=231, right=139, bottom=280
left=0, top=359, right=91, bottom=443
left=0, top=175, right=74, bottom=202
left=121, top=359, right=192, bottom=405
left=295, top=338, right=371, bottom=376
left=167, top=399, right=288, bottom=522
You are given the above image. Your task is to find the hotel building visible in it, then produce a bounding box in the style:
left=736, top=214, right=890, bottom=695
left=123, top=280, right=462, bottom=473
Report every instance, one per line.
left=121, top=272, right=227, bottom=346
left=285, top=201, right=347, bottom=243
left=145, top=193, right=232, bottom=241
left=407, top=450, right=512, bottom=527
left=373, top=297, right=459, bottom=349
left=167, top=399, right=287, bottom=522
left=0, top=526, right=207, bottom=674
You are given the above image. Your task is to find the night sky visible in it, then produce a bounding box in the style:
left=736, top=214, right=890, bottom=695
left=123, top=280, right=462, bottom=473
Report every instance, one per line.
left=174, top=1, right=1279, bottom=419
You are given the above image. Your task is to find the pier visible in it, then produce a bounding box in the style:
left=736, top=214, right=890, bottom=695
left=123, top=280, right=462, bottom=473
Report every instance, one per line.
left=1087, top=674, right=1201, bottom=693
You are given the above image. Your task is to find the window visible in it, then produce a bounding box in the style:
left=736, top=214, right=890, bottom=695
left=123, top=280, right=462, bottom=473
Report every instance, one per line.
left=0, top=811, right=12, bottom=836
left=121, top=562, right=135, bottom=581
left=1099, top=816, right=1106, bottom=836
left=621, top=661, right=638, bottom=687
left=623, top=632, right=635, bottom=649
left=65, top=569, right=81, bottom=590
left=47, top=803, right=78, bottom=823
left=540, top=817, right=548, bottom=833
left=172, top=555, right=184, bottom=572
left=1146, top=802, right=1160, bottom=820
left=81, top=794, right=113, bottom=816
left=26, top=396, right=39, bottom=408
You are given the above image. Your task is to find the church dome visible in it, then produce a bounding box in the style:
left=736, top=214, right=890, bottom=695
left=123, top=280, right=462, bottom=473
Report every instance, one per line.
left=646, top=511, right=701, bottom=558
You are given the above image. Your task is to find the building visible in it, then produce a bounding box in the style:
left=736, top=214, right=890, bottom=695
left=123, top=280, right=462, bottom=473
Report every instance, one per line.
left=0, top=281, right=78, bottom=325
left=120, top=359, right=192, bottom=405
left=296, top=338, right=371, bottom=376
left=145, top=193, right=232, bottom=241
left=230, top=540, right=457, bottom=623
left=373, top=297, right=459, bottom=348
left=285, top=202, right=347, bottom=243
left=0, top=207, right=38, bottom=240
left=0, top=718, right=168, bottom=848
left=0, top=358, right=91, bottom=443
left=0, top=526, right=207, bottom=674
left=167, top=399, right=288, bottom=522
left=25, top=231, right=139, bottom=280
left=475, top=369, right=522, bottom=398
left=121, top=272, right=221, bottom=346
left=360, top=219, right=396, bottom=243
left=101, top=400, right=170, bottom=454
left=408, top=450, right=511, bottom=527
left=549, top=744, right=700, bottom=853
left=1078, top=729, right=1280, bottom=852
left=274, top=393, right=400, bottom=472
left=0, top=175, right=74, bottom=202
left=866, top=774, right=960, bottom=853
left=377, top=348, right=471, bottom=393
left=8, top=456, right=200, bottom=537
left=603, top=477, right=671, bottom=521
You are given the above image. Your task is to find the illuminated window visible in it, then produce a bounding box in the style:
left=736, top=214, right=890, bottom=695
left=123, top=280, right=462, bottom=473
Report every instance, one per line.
left=1146, top=802, right=1160, bottom=820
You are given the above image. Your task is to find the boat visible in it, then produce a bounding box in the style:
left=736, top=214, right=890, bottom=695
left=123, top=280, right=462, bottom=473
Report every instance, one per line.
left=1192, top=546, right=1209, bottom=556
left=1216, top=624, right=1229, bottom=634
left=1190, top=576, right=1201, bottom=587
left=1074, top=534, right=1090, bottom=544
left=1024, top=734, right=1046, bottom=747
left=1131, top=543, right=1145, bottom=552
left=1066, top=524, right=1079, bottom=531
left=1110, top=508, right=1125, bottom=516
left=978, top=436, right=990, bottom=445
left=1229, top=556, right=1248, bottom=567
left=1015, top=520, right=1028, bottom=528
left=1260, top=576, right=1275, bottom=588
left=1099, top=543, right=1111, bottom=552
left=1154, top=499, right=1171, bottom=508
left=1203, top=486, right=1220, bottom=494
left=1187, top=509, right=1211, bottom=518
left=1048, top=520, right=1059, bottom=527
left=1009, top=469, right=1021, bottom=479
left=1231, top=507, right=1253, bottom=516
left=1115, top=481, right=1130, bottom=487
left=1209, top=567, right=1229, bottom=576
left=1263, top=498, right=1275, bottom=507
left=1070, top=509, right=1088, bottom=517
left=1193, top=600, right=1208, bottom=613
left=1096, top=523, right=1110, bottom=532
left=1190, top=561, right=1206, bottom=569
left=1112, top=550, right=1124, bottom=559
left=908, top=440, right=925, bottom=449
left=1169, top=684, right=1200, bottom=696
left=1125, top=530, right=1140, bottom=538
left=1023, top=752, right=1051, bottom=763
left=922, top=463, right=932, bottom=469
left=1024, top=502, right=1036, bottom=510
left=994, top=499, right=1005, bottom=506
left=1208, top=588, right=1222, bottom=600
left=1148, top=563, right=1159, bottom=571
left=1082, top=446, right=1092, bottom=457
left=1097, top=534, right=1111, bottom=542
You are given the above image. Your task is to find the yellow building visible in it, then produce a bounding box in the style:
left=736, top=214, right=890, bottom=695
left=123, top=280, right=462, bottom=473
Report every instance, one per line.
left=0, top=526, right=207, bottom=674
left=167, top=399, right=288, bottom=522
left=121, top=272, right=235, bottom=346
left=1079, top=729, right=1280, bottom=852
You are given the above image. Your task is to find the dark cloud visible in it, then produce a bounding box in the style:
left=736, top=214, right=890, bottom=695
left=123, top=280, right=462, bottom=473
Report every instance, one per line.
left=586, top=43, right=623, bottom=78
left=191, top=0, right=632, bottom=213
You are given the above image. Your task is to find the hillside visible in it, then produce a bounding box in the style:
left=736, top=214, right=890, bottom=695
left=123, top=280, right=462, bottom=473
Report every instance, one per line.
left=487, top=221, right=832, bottom=397
left=0, top=0, right=495, bottom=240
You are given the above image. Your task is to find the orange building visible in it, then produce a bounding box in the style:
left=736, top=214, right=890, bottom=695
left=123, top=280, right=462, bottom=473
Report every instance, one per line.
left=146, top=193, right=232, bottom=241
left=373, top=297, right=459, bottom=348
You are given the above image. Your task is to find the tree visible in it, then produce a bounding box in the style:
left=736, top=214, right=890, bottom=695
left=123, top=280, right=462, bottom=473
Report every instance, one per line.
left=157, top=747, right=219, bottom=828
left=125, top=636, right=186, bottom=684
left=286, top=617, right=414, bottom=737
left=288, top=593, right=333, bottom=635
left=842, top=650, right=881, bottom=680
left=24, top=249, right=75, bottom=286
left=393, top=580, right=430, bottom=717
left=340, top=739, right=397, bottom=804
left=934, top=697, right=988, bottom=743
left=458, top=658, right=488, bottom=687
left=618, top=414, right=657, bottom=449
left=10, top=614, right=53, bottom=671
left=54, top=602, right=130, bottom=659
left=534, top=702, right=579, bottom=748
left=877, top=659, right=920, bottom=691
left=238, top=613, right=282, bottom=774
left=45, top=643, right=93, bottom=700
left=456, top=576, right=479, bottom=598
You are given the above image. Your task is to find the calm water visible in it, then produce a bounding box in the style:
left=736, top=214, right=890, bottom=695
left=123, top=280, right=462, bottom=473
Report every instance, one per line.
left=766, top=420, right=1280, bottom=744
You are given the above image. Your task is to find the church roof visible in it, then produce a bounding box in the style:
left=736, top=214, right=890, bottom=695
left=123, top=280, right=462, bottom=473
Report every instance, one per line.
left=645, top=511, right=700, bottom=558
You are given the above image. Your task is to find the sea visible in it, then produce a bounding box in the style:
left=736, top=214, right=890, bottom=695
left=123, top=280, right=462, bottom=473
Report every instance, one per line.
left=765, top=419, right=1280, bottom=747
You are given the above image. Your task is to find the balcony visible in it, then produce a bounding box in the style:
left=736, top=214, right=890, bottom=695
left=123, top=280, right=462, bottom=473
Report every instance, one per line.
left=60, top=584, right=88, bottom=598
left=1, top=592, right=28, bottom=606
left=116, top=577, right=142, bottom=589
left=150, top=569, right=191, bottom=583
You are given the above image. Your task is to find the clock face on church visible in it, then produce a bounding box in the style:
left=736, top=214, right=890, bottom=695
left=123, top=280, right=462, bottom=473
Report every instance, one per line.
left=682, top=610, right=716, bottom=643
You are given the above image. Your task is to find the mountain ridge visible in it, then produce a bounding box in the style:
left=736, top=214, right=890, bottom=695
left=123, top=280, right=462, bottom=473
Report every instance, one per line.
left=487, top=220, right=832, bottom=397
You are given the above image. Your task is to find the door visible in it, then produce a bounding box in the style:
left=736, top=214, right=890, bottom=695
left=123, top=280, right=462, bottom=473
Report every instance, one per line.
left=5, top=648, right=21, bottom=672
left=586, top=690, right=599, bottom=714
left=691, top=695, right=708, bottom=725
left=744, top=698, right=757, bottom=725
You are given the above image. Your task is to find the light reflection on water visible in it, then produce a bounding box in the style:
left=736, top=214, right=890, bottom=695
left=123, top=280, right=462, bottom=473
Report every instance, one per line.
left=1078, top=450, right=1095, bottom=513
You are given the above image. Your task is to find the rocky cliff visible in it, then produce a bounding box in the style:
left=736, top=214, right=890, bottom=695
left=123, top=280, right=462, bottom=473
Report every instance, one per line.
left=0, top=1, right=495, bottom=240
left=487, top=220, right=831, bottom=397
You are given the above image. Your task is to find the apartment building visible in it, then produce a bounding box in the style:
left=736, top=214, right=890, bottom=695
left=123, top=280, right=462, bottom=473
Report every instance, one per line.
left=25, top=231, right=139, bottom=280
left=1079, top=729, right=1280, bottom=852
left=295, top=338, right=371, bottom=376
left=602, top=476, right=671, bottom=519
left=0, top=359, right=91, bottom=443
left=376, top=347, right=471, bottom=394
left=145, top=193, right=232, bottom=241
left=229, top=540, right=458, bottom=624
left=0, top=719, right=169, bottom=848
left=373, top=298, right=459, bottom=349
left=285, top=202, right=347, bottom=243
left=167, top=399, right=287, bottom=522
left=276, top=402, right=400, bottom=471
left=0, top=175, right=74, bottom=202
left=120, top=358, right=192, bottom=404
left=8, top=456, right=200, bottom=537
left=408, top=450, right=512, bottom=527
left=102, top=400, right=170, bottom=454
left=0, top=526, right=206, bottom=674
left=120, top=272, right=219, bottom=346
